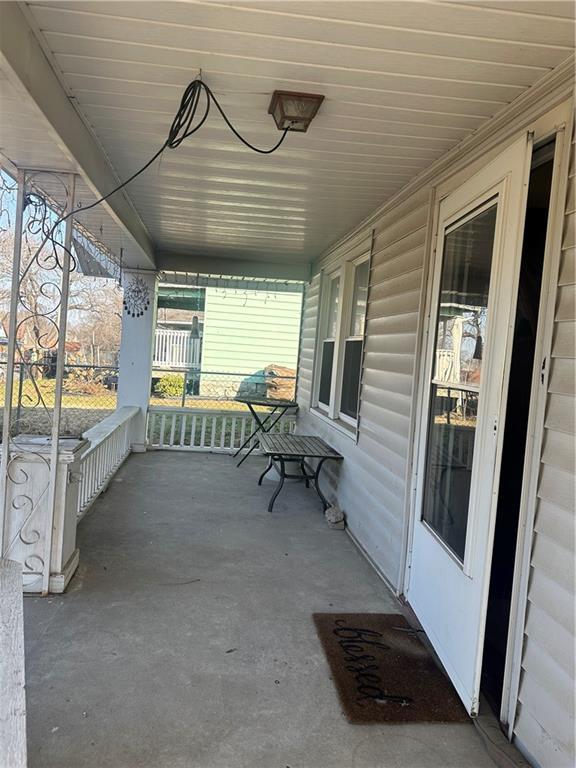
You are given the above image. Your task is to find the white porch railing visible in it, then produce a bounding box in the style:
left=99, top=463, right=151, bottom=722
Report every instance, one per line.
left=153, top=328, right=201, bottom=369
left=147, top=407, right=296, bottom=452
left=77, top=406, right=139, bottom=519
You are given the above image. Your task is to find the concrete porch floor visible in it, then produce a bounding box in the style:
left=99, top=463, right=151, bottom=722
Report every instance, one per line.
left=24, top=452, right=497, bottom=768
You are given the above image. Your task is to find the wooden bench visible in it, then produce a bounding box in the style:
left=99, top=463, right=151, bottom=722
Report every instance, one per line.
left=258, top=433, right=343, bottom=512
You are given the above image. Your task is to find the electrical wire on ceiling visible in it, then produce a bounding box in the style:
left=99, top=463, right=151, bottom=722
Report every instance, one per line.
left=46, top=77, right=292, bottom=234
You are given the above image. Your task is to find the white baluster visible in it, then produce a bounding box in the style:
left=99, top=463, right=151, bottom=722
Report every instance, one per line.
left=210, top=417, right=217, bottom=448
left=200, top=415, right=207, bottom=447
left=190, top=415, right=197, bottom=447
left=169, top=413, right=176, bottom=446
left=180, top=413, right=187, bottom=447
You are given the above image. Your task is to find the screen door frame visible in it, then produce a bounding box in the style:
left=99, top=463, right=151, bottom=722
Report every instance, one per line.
left=405, top=133, right=533, bottom=713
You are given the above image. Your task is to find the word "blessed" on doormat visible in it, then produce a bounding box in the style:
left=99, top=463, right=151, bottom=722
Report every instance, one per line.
left=313, top=613, right=469, bottom=724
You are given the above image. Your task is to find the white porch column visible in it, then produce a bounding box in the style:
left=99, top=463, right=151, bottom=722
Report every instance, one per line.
left=117, top=270, right=158, bottom=452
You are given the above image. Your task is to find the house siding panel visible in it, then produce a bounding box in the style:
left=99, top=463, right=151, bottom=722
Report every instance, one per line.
left=297, top=273, right=320, bottom=405
left=514, top=135, right=575, bottom=768
left=295, top=83, right=573, bottom=767
left=545, top=393, right=575, bottom=435
left=201, top=287, right=303, bottom=374
left=297, top=194, right=429, bottom=587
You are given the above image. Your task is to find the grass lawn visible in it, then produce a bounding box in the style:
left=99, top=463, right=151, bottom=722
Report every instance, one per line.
left=0, top=378, right=117, bottom=410
left=0, top=378, right=260, bottom=437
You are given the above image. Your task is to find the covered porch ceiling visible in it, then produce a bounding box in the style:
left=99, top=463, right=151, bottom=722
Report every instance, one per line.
left=0, top=1, right=574, bottom=277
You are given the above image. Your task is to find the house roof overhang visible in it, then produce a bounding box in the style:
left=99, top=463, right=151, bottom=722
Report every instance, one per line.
left=0, top=1, right=155, bottom=270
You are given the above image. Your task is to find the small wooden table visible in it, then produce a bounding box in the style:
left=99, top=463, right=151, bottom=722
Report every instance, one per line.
left=233, top=396, right=298, bottom=466
left=258, top=433, right=343, bottom=512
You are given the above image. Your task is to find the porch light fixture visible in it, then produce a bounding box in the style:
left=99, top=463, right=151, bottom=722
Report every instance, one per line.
left=268, top=90, right=325, bottom=132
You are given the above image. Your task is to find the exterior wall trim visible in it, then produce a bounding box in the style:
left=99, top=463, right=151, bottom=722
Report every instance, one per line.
left=504, top=104, right=575, bottom=741
left=396, top=187, right=436, bottom=594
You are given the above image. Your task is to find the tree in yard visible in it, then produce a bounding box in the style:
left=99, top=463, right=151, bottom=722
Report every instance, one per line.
left=0, top=229, right=123, bottom=365
left=68, top=286, right=123, bottom=365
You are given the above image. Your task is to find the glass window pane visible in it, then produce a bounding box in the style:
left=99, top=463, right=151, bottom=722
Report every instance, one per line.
left=340, top=339, right=363, bottom=419
left=327, top=277, right=340, bottom=339
left=319, top=340, right=334, bottom=406
left=434, top=205, right=497, bottom=386
left=349, top=260, right=370, bottom=337
left=422, top=385, right=478, bottom=561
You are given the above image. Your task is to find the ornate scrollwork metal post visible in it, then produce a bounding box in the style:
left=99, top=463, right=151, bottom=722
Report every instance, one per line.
left=0, top=168, right=77, bottom=594
left=43, top=174, right=76, bottom=594
left=0, top=169, right=25, bottom=556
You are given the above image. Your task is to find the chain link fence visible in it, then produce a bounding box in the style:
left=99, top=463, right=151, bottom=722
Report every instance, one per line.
left=150, top=368, right=296, bottom=410
left=0, top=362, right=297, bottom=436
left=0, top=362, right=118, bottom=436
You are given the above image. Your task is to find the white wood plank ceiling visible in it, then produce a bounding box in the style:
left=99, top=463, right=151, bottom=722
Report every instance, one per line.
left=17, top=1, right=576, bottom=267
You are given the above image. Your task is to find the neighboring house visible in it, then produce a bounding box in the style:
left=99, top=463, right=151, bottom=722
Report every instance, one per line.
left=151, top=285, right=303, bottom=400
left=153, top=288, right=205, bottom=370
left=296, top=88, right=575, bottom=768
left=199, top=286, right=303, bottom=399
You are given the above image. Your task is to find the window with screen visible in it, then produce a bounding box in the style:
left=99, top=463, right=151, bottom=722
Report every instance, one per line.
left=318, top=275, right=340, bottom=409
left=314, top=255, right=370, bottom=428
left=340, top=259, right=369, bottom=421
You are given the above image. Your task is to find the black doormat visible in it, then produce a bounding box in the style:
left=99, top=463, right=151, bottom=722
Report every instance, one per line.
left=313, top=613, right=469, bottom=724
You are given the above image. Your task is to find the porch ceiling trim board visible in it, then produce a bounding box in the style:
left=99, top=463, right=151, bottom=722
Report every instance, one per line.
left=312, top=54, right=575, bottom=272
left=0, top=2, right=155, bottom=269
left=157, top=253, right=311, bottom=282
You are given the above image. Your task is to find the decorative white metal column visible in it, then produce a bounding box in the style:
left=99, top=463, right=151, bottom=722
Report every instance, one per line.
left=0, top=168, right=84, bottom=595
left=117, top=270, right=159, bottom=452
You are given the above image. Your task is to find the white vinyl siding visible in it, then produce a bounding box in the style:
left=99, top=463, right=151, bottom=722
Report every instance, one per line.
left=513, top=135, right=575, bottom=768
left=298, top=192, right=429, bottom=587
left=296, top=84, right=573, bottom=767
left=296, top=274, right=320, bottom=406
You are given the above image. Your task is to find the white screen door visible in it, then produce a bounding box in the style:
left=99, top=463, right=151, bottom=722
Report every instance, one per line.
left=406, top=135, right=533, bottom=715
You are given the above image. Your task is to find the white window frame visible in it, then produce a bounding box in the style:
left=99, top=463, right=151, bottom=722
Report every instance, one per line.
left=339, top=257, right=370, bottom=425
left=315, top=267, right=343, bottom=415
left=313, top=252, right=370, bottom=427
